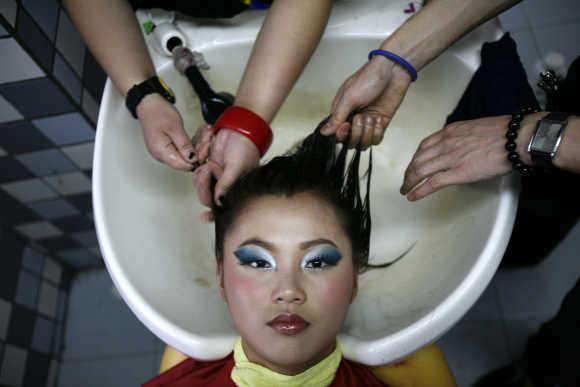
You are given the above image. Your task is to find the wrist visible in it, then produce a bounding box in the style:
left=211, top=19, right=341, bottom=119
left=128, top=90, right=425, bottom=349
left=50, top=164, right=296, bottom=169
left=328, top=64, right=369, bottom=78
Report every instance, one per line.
left=126, top=76, right=175, bottom=119
left=135, top=93, right=164, bottom=119
left=368, top=49, right=417, bottom=82
left=120, top=64, right=156, bottom=96
left=369, top=54, right=395, bottom=76
left=214, top=106, right=273, bottom=156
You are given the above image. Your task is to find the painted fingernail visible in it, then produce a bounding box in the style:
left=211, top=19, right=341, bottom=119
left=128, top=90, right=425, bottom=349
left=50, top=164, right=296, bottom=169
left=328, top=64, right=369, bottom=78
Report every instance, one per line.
left=216, top=195, right=224, bottom=207
left=188, top=151, right=195, bottom=160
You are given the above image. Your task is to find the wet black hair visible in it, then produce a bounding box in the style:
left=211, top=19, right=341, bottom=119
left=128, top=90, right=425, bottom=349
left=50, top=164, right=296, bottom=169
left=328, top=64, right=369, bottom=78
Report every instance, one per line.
left=212, top=117, right=373, bottom=272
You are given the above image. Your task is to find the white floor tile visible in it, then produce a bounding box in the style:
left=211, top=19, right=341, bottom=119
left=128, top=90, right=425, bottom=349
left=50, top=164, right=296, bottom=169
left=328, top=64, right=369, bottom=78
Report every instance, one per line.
left=42, top=258, right=62, bottom=284
left=439, top=318, right=511, bottom=387
left=38, top=281, right=59, bottom=318
left=62, top=270, right=158, bottom=360
left=495, top=220, right=580, bottom=322
left=15, top=221, right=63, bottom=240
left=534, top=21, right=580, bottom=76
left=43, top=172, right=91, bottom=196
left=1, top=178, right=58, bottom=203
left=0, top=94, right=23, bottom=124
left=59, top=354, right=158, bottom=387
left=0, top=39, right=45, bottom=84
left=510, top=28, right=544, bottom=94
left=55, top=10, right=86, bottom=78
left=82, top=89, right=100, bottom=126
left=0, top=345, right=27, bottom=386
left=0, top=0, right=17, bottom=26
left=501, top=316, right=546, bottom=359
left=498, top=2, right=530, bottom=32
left=524, top=0, right=580, bottom=28
left=60, top=142, right=95, bottom=170
left=461, top=278, right=502, bottom=322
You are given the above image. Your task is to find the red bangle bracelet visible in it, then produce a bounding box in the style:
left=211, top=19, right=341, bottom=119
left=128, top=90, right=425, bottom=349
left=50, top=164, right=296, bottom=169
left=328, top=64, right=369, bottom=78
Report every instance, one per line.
left=213, top=106, right=273, bottom=156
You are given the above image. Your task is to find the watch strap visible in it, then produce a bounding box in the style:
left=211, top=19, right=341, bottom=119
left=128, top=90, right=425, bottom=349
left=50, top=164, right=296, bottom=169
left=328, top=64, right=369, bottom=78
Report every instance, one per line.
left=125, top=76, right=176, bottom=119
left=542, top=111, right=571, bottom=122
left=529, top=111, right=571, bottom=169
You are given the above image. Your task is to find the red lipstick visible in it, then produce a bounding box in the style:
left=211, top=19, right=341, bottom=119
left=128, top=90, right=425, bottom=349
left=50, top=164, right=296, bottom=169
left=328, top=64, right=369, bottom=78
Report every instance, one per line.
left=267, top=314, right=309, bottom=335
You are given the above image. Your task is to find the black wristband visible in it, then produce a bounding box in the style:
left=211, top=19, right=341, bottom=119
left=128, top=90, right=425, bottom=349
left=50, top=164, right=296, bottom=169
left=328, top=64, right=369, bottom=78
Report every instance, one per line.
left=125, top=76, right=176, bottom=119
left=505, top=106, right=539, bottom=176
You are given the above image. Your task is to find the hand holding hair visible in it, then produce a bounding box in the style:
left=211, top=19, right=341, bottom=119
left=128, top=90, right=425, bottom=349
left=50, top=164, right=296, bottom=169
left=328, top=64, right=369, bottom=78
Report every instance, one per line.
left=136, top=94, right=196, bottom=171
left=323, top=56, right=412, bottom=150
left=191, top=127, right=260, bottom=209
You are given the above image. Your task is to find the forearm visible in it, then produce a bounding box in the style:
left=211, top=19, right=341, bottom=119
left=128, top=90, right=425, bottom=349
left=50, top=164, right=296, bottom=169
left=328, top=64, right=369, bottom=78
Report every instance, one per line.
left=380, top=0, right=521, bottom=70
left=235, top=0, right=332, bottom=122
left=63, top=0, right=155, bottom=96
left=518, top=112, right=580, bottom=173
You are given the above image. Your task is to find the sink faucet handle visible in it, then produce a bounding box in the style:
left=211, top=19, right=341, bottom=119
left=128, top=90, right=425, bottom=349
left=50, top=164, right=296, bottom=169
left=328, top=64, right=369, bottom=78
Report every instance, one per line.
left=173, top=47, right=210, bottom=74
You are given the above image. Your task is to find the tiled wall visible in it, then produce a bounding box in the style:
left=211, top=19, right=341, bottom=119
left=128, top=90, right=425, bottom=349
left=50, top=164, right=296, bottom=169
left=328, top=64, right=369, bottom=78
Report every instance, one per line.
left=0, top=227, right=72, bottom=386
left=0, top=0, right=107, bottom=270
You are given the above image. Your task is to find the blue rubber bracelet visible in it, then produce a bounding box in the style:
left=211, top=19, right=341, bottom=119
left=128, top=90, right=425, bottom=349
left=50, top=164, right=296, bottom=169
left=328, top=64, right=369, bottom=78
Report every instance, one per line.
left=250, top=0, right=270, bottom=9
left=368, top=49, right=418, bottom=82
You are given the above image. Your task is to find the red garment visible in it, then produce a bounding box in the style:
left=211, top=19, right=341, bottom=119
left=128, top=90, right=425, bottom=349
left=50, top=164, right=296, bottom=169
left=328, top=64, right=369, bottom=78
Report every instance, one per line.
left=143, top=353, right=387, bottom=386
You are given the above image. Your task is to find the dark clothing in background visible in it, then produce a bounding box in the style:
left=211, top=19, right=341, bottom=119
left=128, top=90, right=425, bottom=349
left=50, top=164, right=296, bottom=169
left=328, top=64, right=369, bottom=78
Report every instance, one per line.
left=520, top=57, right=580, bottom=387
left=447, top=33, right=580, bottom=387
left=128, top=0, right=272, bottom=19
left=446, top=33, right=540, bottom=122
left=129, top=0, right=247, bottom=18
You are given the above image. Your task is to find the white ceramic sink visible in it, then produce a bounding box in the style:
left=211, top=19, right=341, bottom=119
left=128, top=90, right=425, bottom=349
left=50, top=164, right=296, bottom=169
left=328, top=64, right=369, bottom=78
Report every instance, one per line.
left=93, top=0, right=515, bottom=365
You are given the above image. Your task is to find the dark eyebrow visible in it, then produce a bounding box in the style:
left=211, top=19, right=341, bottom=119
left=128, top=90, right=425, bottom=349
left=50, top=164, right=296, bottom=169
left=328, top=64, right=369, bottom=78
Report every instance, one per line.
left=239, top=238, right=274, bottom=250
left=299, top=238, right=337, bottom=250
left=239, top=238, right=337, bottom=251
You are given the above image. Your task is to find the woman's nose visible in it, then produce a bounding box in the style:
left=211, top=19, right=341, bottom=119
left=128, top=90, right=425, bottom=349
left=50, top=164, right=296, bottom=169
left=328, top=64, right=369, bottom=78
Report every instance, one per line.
left=272, top=273, right=307, bottom=305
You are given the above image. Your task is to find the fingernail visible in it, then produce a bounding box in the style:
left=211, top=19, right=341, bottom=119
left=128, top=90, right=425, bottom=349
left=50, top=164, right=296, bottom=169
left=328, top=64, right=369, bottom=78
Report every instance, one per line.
left=191, top=162, right=200, bottom=171
left=188, top=151, right=195, bottom=160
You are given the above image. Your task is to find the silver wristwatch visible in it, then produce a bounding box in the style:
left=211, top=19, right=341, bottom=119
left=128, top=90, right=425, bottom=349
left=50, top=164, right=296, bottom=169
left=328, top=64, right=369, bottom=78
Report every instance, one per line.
left=527, top=112, right=571, bottom=169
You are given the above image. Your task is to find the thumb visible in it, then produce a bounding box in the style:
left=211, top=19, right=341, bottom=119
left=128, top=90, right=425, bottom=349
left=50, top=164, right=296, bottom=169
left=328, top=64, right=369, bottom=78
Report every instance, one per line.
left=169, top=122, right=196, bottom=163
left=324, top=94, right=356, bottom=136
left=212, top=160, right=248, bottom=206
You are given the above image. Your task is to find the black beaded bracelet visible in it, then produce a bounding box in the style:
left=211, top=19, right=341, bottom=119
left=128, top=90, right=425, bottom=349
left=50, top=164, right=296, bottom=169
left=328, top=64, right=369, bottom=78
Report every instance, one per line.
left=505, top=106, right=539, bottom=176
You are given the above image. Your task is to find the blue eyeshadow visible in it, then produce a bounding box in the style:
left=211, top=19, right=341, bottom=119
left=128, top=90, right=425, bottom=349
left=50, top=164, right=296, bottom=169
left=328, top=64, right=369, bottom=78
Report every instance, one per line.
left=316, top=247, right=342, bottom=264
left=233, top=246, right=260, bottom=263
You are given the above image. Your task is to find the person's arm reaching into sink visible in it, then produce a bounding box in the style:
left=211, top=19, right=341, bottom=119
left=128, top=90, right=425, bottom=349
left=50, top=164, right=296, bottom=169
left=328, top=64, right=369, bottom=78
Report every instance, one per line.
left=63, top=0, right=196, bottom=171
left=400, top=113, right=580, bottom=201
left=322, top=0, right=521, bottom=149
left=191, top=0, right=333, bottom=209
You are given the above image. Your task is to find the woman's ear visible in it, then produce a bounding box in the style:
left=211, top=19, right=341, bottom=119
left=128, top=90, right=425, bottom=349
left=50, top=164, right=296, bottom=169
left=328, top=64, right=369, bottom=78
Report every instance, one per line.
left=216, top=259, right=227, bottom=302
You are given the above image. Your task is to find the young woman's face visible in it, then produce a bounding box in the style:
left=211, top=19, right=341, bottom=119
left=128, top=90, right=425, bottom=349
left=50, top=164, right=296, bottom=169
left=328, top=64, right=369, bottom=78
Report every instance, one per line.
left=217, top=192, right=357, bottom=375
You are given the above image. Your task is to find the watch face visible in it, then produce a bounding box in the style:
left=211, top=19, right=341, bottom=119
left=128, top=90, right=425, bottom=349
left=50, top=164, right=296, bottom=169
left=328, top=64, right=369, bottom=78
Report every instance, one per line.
left=530, top=121, right=562, bottom=152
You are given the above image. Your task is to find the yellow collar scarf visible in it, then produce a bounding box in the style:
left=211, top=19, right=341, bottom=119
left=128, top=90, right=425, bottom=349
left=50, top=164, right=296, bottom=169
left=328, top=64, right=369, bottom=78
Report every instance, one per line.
left=231, top=339, right=342, bottom=387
